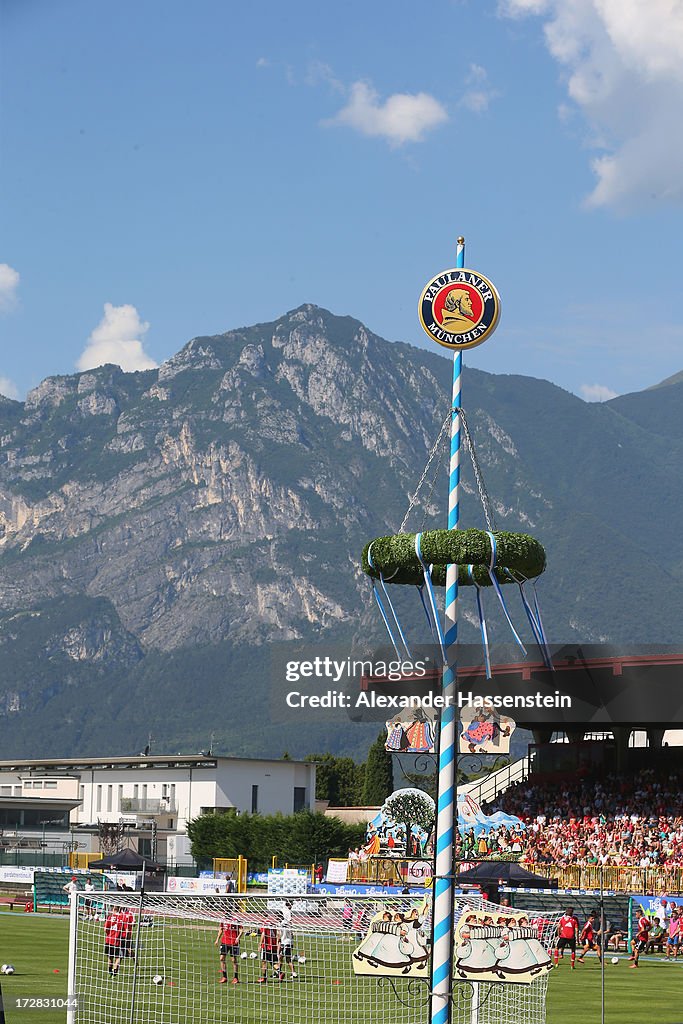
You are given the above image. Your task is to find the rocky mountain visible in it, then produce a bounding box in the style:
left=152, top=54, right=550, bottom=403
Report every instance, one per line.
left=1, top=304, right=682, bottom=759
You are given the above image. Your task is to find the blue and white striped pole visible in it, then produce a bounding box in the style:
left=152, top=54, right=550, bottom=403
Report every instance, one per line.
left=430, top=235, right=465, bottom=1024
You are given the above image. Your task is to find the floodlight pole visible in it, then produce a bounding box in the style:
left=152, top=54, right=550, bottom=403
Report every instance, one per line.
left=429, top=237, right=465, bottom=1024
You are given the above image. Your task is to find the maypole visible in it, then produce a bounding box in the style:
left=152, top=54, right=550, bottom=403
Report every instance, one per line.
left=429, top=235, right=465, bottom=1024
left=360, top=238, right=513, bottom=1020
left=360, top=242, right=555, bottom=1020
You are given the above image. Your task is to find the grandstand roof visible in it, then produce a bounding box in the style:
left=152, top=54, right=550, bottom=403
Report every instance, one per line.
left=361, top=647, right=683, bottom=730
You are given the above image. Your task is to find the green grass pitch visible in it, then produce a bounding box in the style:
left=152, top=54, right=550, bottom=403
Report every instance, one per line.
left=2, top=912, right=683, bottom=1024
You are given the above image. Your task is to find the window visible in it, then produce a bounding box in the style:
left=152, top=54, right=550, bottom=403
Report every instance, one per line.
left=0, top=785, right=11, bottom=794
left=44, top=781, right=57, bottom=789
left=293, top=787, right=307, bottom=813
left=118, top=785, right=123, bottom=809
left=251, top=785, right=258, bottom=814
left=96, top=785, right=102, bottom=812
left=107, top=785, right=112, bottom=812
left=170, top=784, right=176, bottom=807
left=133, top=785, right=139, bottom=799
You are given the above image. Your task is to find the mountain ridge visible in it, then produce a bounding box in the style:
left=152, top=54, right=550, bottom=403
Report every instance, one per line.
left=1, top=304, right=682, bottom=759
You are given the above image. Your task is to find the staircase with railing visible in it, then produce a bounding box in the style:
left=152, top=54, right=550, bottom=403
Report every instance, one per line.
left=461, top=755, right=531, bottom=807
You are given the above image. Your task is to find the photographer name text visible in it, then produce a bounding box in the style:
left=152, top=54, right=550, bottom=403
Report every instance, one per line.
left=285, top=690, right=572, bottom=710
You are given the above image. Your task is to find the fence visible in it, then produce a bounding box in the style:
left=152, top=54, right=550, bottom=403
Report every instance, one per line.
left=346, top=857, right=433, bottom=886
left=347, top=856, right=683, bottom=894
left=0, top=850, right=69, bottom=869
left=523, top=863, right=683, bottom=894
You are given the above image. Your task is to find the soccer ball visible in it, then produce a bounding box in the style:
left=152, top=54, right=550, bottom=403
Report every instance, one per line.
left=297, top=956, right=306, bottom=964
left=240, top=952, right=248, bottom=959
left=249, top=952, right=257, bottom=959
left=1, top=965, right=15, bottom=975
left=152, top=975, right=164, bottom=986
left=611, top=957, right=619, bottom=965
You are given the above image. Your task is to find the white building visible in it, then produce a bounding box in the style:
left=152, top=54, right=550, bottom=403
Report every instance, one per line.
left=0, top=754, right=316, bottom=868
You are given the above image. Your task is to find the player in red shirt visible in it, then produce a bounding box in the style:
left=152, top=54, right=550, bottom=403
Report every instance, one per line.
left=630, top=915, right=651, bottom=968
left=215, top=917, right=243, bottom=984
left=258, top=923, right=280, bottom=982
left=118, top=908, right=136, bottom=962
left=554, top=906, right=579, bottom=969
left=104, top=907, right=122, bottom=977
left=577, top=913, right=601, bottom=964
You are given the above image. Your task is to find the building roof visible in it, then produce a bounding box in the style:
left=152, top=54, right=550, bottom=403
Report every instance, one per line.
left=0, top=796, right=81, bottom=810
left=0, top=754, right=313, bottom=773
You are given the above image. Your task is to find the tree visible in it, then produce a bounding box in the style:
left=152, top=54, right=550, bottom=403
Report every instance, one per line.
left=305, top=753, right=364, bottom=805
left=383, top=788, right=435, bottom=857
left=362, top=731, right=394, bottom=805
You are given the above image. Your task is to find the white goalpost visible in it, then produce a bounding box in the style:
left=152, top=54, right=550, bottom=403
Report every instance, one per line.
left=67, top=892, right=558, bottom=1024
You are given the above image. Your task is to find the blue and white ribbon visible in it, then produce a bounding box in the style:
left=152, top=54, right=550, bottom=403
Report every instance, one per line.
left=522, top=581, right=553, bottom=670
left=414, top=533, right=447, bottom=664
left=468, top=564, right=492, bottom=679
left=485, top=531, right=527, bottom=655
left=367, top=544, right=411, bottom=660
left=418, top=583, right=439, bottom=645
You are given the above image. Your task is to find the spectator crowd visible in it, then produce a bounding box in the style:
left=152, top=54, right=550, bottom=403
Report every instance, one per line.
left=468, top=768, right=683, bottom=867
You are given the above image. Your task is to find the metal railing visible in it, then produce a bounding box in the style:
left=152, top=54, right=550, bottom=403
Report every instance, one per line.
left=346, top=857, right=433, bottom=886
left=527, top=862, right=683, bottom=894
left=120, top=799, right=176, bottom=814
left=464, top=756, right=530, bottom=806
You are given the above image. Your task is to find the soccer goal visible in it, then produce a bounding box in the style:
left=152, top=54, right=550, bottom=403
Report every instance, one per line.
left=67, top=891, right=556, bottom=1024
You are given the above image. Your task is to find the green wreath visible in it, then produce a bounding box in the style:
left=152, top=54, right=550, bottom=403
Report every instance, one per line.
left=362, top=528, right=546, bottom=587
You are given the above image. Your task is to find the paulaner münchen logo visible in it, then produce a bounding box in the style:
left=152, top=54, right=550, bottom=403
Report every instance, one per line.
left=418, top=268, right=501, bottom=351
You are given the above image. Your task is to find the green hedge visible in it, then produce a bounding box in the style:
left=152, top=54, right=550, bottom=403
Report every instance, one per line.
left=362, top=528, right=546, bottom=586
left=187, top=811, right=367, bottom=871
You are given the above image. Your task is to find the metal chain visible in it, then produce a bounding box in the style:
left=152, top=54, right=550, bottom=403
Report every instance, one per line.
left=398, top=404, right=497, bottom=534
left=459, top=407, right=497, bottom=532
left=398, top=408, right=452, bottom=534
left=419, top=437, right=448, bottom=531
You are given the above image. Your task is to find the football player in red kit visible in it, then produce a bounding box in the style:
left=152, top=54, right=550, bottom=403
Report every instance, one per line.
left=630, top=915, right=651, bottom=968
left=215, top=917, right=243, bottom=984
left=554, top=907, right=580, bottom=969
left=577, top=913, right=601, bottom=963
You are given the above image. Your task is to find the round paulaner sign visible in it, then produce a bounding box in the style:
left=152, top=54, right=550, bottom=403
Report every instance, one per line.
left=418, top=267, right=501, bottom=351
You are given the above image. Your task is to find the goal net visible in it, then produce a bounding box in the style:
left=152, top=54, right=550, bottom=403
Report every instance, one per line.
left=67, top=891, right=557, bottom=1024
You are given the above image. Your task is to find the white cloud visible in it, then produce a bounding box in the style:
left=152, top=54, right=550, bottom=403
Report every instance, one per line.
left=0, top=376, right=19, bottom=400
left=460, top=64, right=498, bottom=113
left=0, top=264, right=20, bottom=312
left=580, top=383, right=618, bottom=402
left=327, top=81, right=448, bottom=145
left=501, top=0, right=683, bottom=209
left=256, top=57, right=270, bottom=68
left=78, top=303, right=157, bottom=373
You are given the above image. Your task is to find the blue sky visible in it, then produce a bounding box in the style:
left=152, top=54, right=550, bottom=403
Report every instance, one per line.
left=2, top=0, right=682, bottom=404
